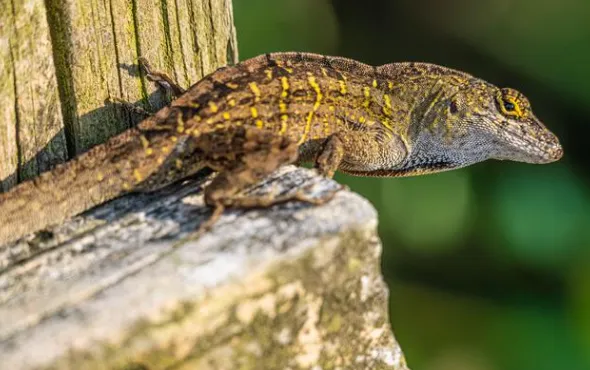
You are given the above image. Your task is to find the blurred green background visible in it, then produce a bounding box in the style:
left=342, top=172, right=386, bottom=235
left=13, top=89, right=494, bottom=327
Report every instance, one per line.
left=233, top=0, right=590, bottom=369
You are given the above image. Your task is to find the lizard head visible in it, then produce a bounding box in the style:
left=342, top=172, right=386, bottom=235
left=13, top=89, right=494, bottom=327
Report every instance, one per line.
left=457, top=84, right=563, bottom=164
left=399, top=80, right=563, bottom=176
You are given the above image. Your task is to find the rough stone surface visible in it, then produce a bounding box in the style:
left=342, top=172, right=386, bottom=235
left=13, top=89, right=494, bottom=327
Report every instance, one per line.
left=0, top=166, right=409, bottom=370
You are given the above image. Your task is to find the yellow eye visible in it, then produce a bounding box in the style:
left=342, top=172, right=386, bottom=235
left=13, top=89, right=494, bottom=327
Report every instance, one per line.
left=498, top=94, right=523, bottom=117
left=503, top=99, right=516, bottom=112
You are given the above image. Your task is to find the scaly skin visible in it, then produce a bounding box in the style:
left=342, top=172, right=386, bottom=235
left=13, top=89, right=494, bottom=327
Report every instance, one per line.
left=0, top=52, right=563, bottom=245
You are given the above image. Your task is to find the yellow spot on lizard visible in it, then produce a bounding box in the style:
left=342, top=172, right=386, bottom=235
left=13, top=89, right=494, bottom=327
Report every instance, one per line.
left=279, top=115, right=288, bottom=135
left=255, top=120, right=264, bottom=128
left=280, top=77, right=290, bottom=98
left=363, top=86, right=371, bottom=108
left=133, top=169, right=143, bottom=183
left=338, top=80, right=347, bottom=95
left=223, top=112, right=231, bottom=120
left=302, top=111, right=315, bottom=142
left=250, top=107, right=259, bottom=118
left=308, top=75, right=323, bottom=109
left=382, top=94, right=393, bottom=116
left=228, top=98, right=236, bottom=107
left=248, top=82, right=261, bottom=102
left=176, top=114, right=185, bottom=133
left=265, top=69, right=273, bottom=80
left=226, top=82, right=239, bottom=89
left=96, top=173, right=105, bottom=182
left=123, top=182, right=131, bottom=190
left=299, top=75, right=323, bottom=144
left=372, top=79, right=378, bottom=88
left=139, top=135, right=150, bottom=149
left=278, top=75, right=289, bottom=127
left=383, top=94, right=392, bottom=109
left=208, top=101, right=219, bottom=113
left=381, top=117, right=395, bottom=133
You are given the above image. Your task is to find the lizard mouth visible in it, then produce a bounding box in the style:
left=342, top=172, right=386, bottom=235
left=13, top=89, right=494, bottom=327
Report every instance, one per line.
left=502, top=126, right=563, bottom=163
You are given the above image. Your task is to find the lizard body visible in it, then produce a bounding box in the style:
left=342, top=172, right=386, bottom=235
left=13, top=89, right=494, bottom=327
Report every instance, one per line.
left=0, top=52, right=562, bottom=245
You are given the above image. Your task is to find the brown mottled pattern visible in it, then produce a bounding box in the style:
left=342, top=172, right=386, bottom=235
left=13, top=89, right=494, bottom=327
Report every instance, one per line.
left=0, top=52, right=562, bottom=244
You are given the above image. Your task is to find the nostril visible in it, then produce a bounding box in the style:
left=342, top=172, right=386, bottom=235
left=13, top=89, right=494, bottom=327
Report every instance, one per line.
left=553, top=147, right=564, bottom=160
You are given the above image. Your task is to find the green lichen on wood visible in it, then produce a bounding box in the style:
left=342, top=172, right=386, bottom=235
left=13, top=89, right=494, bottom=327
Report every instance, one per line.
left=0, top=7, right=18, bottom=191
left=44, top=0, right=78, bottom=158
left=44, top=226, right=406, bottom=370
left=0, top=0, right=67, bottom=187
left=1, top=0, right=238, bottom=182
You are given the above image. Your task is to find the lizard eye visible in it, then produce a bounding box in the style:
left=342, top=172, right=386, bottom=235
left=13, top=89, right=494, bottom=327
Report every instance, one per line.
left=503, top=100, right=516, bottom=112
left=497, top=89, right=524, bottom=118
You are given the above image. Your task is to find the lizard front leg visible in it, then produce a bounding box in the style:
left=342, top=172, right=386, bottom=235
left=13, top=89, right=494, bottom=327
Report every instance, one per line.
left=200, top=132, right=341, bottom=231
left=315, top=134, right=345, bottom=178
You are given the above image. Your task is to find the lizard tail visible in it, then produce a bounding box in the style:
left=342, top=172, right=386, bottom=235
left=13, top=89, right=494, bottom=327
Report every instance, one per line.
left=0, top=129, right=145, bottom=246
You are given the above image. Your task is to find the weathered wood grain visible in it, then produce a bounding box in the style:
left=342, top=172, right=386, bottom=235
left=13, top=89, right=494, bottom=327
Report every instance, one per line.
left=0, top=0, right=67, bottom=191
left=0, top=0, right=238, bottom=190
left=0, top=10, right=18, bottom=191
left=0, top=166, right=408, bottom=370
left=46, top=0, right=238, bottom=154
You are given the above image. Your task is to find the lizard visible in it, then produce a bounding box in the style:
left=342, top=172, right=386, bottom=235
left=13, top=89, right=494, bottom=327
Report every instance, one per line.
left=0, top=52, right=563, bottom=246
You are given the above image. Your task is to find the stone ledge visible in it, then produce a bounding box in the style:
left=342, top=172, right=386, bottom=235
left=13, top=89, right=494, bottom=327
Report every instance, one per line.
left=0, top=166, right=409, bottom=369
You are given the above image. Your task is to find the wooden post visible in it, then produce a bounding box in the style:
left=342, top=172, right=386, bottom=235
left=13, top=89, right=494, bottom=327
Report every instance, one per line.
left=0, top=0, right=238, bottom=191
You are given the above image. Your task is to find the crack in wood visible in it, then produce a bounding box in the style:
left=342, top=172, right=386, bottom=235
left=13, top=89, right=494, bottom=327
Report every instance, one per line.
left=130, top=0, right=150, bottom=108
left=7, top=2, right=23, bottom=183
left=173, top=0, right=190, bottom=84
left=44, top=0, right=79, bottom=157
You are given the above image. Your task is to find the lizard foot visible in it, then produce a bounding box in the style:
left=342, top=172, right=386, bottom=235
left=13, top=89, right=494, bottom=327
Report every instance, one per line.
left=199, top=177, right=346, bottom=233
left=228, top=182, right=346, bottom=208
left=193, top=182, right=345, bottom=236
left=138, top=57, right=186, bottom=99
left=196, top=203, right=226, bottom=234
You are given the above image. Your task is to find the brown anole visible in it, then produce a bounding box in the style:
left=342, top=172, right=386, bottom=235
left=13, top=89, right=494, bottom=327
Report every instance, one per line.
left=0, top=52, right=563, bottom=245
